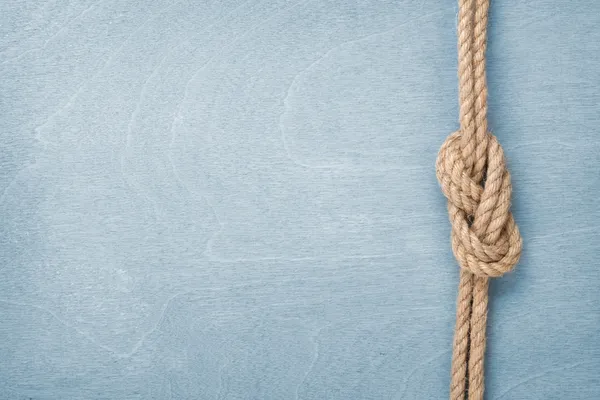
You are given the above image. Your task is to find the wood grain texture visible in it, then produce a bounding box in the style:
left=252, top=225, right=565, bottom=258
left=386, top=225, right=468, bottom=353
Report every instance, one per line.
left=1, top=1, right=599, bottom=399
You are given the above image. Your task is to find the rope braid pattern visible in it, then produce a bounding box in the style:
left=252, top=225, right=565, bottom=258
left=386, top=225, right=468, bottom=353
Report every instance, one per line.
left=436, top=1, right=522, bottom=399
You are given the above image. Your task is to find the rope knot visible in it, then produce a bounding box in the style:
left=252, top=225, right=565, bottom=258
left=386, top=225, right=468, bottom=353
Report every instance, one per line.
left=436, top=130, right=522, bottom=277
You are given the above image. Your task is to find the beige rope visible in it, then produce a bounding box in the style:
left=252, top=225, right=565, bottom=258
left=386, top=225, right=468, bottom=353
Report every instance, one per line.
left=436, top=1, right=522, bottom=399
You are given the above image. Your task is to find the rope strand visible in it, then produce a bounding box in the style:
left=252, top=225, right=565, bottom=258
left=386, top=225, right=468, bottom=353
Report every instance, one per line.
left=437, top=1, right=522, bottom=399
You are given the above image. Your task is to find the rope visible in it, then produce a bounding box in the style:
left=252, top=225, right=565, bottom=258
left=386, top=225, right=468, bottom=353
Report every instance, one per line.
left=436, top=1, right=522, bottom=399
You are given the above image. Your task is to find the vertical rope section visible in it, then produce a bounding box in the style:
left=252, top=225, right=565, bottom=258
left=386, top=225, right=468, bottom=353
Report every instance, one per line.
left=436, top=1, right=522, bottom=399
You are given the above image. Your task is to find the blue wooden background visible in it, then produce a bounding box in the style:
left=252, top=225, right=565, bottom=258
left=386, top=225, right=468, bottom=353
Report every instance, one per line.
left=1, top=1, right=599, bottom=398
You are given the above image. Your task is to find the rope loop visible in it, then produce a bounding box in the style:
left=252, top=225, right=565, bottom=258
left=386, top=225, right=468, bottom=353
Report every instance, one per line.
left=437, top=130, right=521, bottom=277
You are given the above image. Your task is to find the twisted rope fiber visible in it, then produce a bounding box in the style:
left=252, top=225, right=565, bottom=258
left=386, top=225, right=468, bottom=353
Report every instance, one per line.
left=436, top=1, right=522, bottom=399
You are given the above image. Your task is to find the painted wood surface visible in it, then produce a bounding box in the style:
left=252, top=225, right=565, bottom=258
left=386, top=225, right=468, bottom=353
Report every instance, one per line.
left=1, top=1, right=599, bottom=398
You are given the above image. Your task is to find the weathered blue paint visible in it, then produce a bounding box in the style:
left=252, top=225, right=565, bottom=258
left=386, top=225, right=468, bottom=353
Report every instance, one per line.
left=1, top=1, right=599, bottom=398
